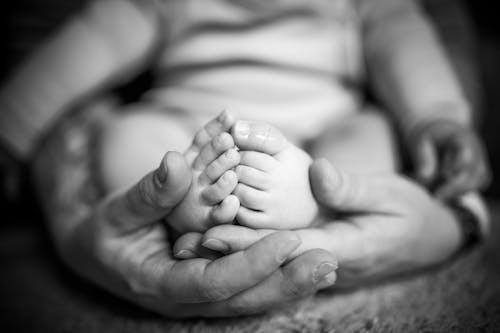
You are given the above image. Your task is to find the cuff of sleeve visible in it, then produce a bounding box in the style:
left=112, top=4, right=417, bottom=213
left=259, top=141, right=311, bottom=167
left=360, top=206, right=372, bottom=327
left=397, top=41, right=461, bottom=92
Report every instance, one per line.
left=449, top=192, right=490, bottom=252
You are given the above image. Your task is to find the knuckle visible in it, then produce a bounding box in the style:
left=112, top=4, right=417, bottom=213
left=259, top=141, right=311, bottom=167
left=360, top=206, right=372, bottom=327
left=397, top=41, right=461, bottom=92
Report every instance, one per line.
left=200, top=275, right=231, bottom=302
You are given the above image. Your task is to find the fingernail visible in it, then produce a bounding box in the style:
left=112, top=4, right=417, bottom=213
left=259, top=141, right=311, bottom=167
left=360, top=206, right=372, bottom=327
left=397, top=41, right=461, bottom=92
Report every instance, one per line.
left=234, top=121, right=250, bottom=139
left=174, top=249, right=195, bottom=259
left=202, top=239, right=229, bottom=253
left=155, top=162, right=167, bottom=185
left=313, top=262, right=338, bottom=286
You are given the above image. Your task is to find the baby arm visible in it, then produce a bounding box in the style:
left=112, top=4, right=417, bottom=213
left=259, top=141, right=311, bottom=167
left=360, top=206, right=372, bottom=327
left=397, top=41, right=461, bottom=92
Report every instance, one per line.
left=360, top=0, right=490, bottom=198
left=0, top=0, right=161, bottom=159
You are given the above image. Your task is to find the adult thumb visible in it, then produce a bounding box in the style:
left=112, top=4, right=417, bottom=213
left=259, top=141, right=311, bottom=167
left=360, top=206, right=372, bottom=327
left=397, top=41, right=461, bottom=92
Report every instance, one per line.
left=310, top=159, right=385, bottom=212
left=103, top=151, right=191, bottom=234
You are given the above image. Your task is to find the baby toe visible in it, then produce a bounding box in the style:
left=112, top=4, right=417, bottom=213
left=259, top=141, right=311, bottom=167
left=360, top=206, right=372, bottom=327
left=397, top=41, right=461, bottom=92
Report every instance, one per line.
left=234, top=165, right=271, bottom=190
left=236, top=206, right=271, bottom=228
left=192, top=110, right=237, bottom=149
left=233, top=183, right=268, bottom=211
left=231, top=120, right=288, bottom=155
left=239, top=151, right=278, bottom=172
left=203, top=148, right=240, bottom=182
left=210, top=195, right=240, bottom=225
left=194, top=132, right=235, bottom=170
left=202, top=170, right=238, bottom=205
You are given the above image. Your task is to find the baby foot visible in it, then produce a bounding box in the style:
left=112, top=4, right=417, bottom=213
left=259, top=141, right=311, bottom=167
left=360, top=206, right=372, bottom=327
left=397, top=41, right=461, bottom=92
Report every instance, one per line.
left=166, top=112, right=241, bottom=234
left=231, top=121, right=319, bottom=229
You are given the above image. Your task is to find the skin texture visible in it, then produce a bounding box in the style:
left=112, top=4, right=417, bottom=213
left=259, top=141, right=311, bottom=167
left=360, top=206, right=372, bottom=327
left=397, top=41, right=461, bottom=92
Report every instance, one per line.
left=407, top=119, right=491, bottom=200
left=231, top=121, right=319, bottom=229
left=173, top=121, right=466, bottom=288
left=1, top=0, right=490, bottom=319
left=176, top=160, right=463, bottom=287
left=32, top=111, right=339, bottom=318
left=166, top=112, right=241, bottom=234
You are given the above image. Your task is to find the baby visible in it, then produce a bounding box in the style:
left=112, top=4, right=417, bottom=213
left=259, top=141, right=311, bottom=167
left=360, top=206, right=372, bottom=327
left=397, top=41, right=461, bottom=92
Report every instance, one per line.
left=0, top=0, right=490, bottom=257
left=135, top=109, right=321, bottom=237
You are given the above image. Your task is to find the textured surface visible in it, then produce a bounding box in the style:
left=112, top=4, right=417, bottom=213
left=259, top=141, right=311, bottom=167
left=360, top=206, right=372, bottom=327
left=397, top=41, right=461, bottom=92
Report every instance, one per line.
left=1, top=202, right=500, bottom=333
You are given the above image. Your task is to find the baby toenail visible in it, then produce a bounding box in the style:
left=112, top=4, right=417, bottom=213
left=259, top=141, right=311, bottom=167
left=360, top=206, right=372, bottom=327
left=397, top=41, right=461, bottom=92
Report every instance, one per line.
left=234, top=121, right=250, bottom=139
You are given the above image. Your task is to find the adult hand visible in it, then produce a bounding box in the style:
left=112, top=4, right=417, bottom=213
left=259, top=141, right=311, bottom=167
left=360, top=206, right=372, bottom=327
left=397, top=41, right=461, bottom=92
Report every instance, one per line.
left=407, top=119, right=491, bottom=200
left=178, top=159, right=464, bottom=286
left=39, top=146, right=338, bottom=317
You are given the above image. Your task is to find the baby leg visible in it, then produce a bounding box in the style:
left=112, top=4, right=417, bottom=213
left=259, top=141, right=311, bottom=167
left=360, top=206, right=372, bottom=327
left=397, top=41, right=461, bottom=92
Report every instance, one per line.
left=97, top=105, right=240, bottom=233
left=309, top=109, right=399, bottom=175
left=98, top=105, right=236, bottom=192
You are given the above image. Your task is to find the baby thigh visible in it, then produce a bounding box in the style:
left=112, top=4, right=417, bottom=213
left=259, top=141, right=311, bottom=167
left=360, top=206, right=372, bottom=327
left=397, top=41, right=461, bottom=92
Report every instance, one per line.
left=97, top=102, right=193, bottom=192
left=309, top=108, right=399, bottom=175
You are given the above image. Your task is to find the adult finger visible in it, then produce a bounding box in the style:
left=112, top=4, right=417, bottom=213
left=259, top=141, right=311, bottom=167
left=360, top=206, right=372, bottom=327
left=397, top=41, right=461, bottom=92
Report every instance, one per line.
left=183, top=248, right=338, bottom=317
left=201, top=225, right=274, bottom=253
left=101, top=151, right=191, bottom=234
left=200, top=223, right=360, bottom=265
left=173, top=232, right=221, bottom=260
left=310, top=158, right=390, bottom=212
left=200, top=221, right=408, bottom=286
left=160, top=231, right=302, bottom=303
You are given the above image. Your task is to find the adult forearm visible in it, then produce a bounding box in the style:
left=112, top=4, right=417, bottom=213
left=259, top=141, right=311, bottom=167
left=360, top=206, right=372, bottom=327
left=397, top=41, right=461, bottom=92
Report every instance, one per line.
left=363, top=0, right=471, bottom=132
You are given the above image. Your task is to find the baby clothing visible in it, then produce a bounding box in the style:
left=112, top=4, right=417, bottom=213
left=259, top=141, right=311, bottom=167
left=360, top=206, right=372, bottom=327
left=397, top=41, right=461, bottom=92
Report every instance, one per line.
left=145, top=0, right=364, bottom=143
left=0, top=0, right=471, bottom=156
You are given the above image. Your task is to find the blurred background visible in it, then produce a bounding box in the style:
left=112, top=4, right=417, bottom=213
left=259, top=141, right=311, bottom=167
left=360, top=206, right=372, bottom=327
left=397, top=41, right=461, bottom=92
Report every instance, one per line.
left=0, top=0, right=499, bottom=331
left=1, top=0, right=499, bottom=217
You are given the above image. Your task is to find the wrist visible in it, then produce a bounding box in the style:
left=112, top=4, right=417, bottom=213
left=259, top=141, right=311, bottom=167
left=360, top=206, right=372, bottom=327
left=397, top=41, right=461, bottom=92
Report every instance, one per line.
left=404, top=100, right=473, bottom=136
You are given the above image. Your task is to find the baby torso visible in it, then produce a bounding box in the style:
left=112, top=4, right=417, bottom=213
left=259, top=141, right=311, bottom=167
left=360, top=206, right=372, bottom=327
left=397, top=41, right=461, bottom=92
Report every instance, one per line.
left=145, top=0, right=365, bottom=143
